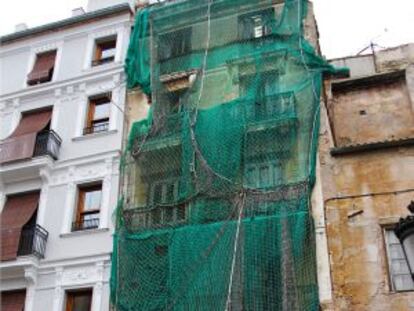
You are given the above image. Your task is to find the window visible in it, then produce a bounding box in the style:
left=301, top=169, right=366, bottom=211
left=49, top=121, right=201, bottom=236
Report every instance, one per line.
left=147, top=180, right=187, bottom=227
left=159, top=28, right=192, bottom=60
left=245, top=161, right=282, bottom=189
left=238, top=9, right=274, bottom=40
left=27, top=50, right=57, bottom=85
left=84, top=94, right=111, bottom=135
left=240, top=74, right=279, bottom=98
left=384, top=229, right=414, bottom=291
left=72, top=183, right=102, bottom=231
left=65, top=289, right=92, bottom=311
left=92, top=35, right=117, bottom=66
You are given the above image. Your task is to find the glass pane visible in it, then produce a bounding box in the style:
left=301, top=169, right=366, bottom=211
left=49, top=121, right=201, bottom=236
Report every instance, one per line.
left=165, top=184, right=175, bottom=203
left=152, top=209, right=161, bottom=225
left=164, top=207, right=174, bottom=223
left=394, top=275, right=414, bottom=291
left=71, top=292, right=92, bottom=311
left=94, top=103, right=110, bottom=120
left=152, top=184, right=163, bottom=204
left=84, top=189, right=102, bottom=211
left=272, top=164, right=282, bottom=185
left=259, top=166, right=270, bottom=187
left=101, top=48, right=116, bottom=59
left=245, top=167, right=257, bottom=187
left=390, top=244, right=405, bottom=259
left=176, top=205, right=186, bottom=221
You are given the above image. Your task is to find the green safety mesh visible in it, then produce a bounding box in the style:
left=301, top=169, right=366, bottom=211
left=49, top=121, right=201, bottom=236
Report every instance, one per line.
left=113, top=0, right=342, bottom=310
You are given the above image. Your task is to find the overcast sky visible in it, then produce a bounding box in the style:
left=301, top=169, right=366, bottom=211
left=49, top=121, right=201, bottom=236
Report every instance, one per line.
left=1, top=0, right=413, bottom=59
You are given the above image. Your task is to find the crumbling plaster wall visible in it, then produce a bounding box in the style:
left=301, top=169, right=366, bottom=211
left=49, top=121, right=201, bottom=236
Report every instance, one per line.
left=319, top=47, right=414, bottom=310
left=332, top=78, right=414, bottom=147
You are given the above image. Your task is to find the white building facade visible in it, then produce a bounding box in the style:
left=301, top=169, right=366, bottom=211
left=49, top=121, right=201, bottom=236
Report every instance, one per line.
left=0, top=2, right=133, bottom=310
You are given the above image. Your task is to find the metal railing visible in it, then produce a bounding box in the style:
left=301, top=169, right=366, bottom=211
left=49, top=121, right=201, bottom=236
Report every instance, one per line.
left=18, top=224, right=48, bottom=259
left=92, top=56, right=115, bottom=67
left=33, top=130, right=62, bottom=160
left=83, top=122, right=110, bottom=135
left=72, top=217, right=100, bottom=232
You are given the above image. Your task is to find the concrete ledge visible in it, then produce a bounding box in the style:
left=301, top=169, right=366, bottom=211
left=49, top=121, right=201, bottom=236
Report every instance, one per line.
left=60, top=228, right=109, bottom=238
left=72, top=130, right=117, bottom=141
left=331, top=137, right=414, bottom=156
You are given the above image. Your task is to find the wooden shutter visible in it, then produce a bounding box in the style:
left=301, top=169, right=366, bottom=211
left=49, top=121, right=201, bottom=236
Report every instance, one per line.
left=0, top=109, right=52, bottom=164
left=0, top=192, right=40, bottom=261
left=1, top=290, right=26, bottom=311
left=27, top=51, right=56, bottom=85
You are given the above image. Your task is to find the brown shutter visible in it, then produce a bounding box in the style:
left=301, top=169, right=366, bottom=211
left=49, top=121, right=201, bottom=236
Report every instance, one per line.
left=0, top=192, right=40, bottom=261
left=1, top=290, right=26, bottom=311
left=0, top=109, right=52, bottom=164
left=27, top=50, right=56, bottom=85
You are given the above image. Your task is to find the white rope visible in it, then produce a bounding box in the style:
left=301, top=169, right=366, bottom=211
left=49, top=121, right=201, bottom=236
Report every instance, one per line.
left=225, top=194, right=244, bottom=311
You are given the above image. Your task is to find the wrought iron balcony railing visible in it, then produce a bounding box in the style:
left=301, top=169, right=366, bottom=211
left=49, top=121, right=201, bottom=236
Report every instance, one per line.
left=71, top=217, right=100, bottom=232
left=83, top=122, right=110, bottom=135
left=92, top=56, right=115, bottom=67
left=33, top=130, right=62, bottom=160
left=17, top=224, right=48, bottom=259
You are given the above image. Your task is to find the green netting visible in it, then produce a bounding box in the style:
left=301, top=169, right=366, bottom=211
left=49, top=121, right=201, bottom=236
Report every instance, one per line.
left=113, top=0, right=341, bottom=310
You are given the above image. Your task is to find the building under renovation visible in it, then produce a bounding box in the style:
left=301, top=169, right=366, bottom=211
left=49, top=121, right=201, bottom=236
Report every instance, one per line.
left=111, top=0, right=344, bottom=310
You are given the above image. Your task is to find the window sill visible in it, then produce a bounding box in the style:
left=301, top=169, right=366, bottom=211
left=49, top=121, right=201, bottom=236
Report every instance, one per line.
left=72, top=129, right=117, bottom=141
left=60, top=228, right=109, bottom=238
left=83, top=61, right=121, bottom=73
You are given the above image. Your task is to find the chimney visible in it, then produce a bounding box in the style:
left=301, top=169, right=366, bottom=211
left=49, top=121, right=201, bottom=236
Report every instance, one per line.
left=72, top=7, right=85, bottom=17
left=15, top=23, right=28, bottom=33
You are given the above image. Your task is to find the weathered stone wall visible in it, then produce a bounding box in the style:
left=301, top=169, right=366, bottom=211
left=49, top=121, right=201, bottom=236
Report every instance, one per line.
left=320, top=45, right=414, bottom=310
left=332, top=78, right=414, bottom=147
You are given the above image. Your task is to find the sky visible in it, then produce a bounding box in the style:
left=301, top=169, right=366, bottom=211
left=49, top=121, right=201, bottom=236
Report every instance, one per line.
left=1, top=0, right=413, bottom=59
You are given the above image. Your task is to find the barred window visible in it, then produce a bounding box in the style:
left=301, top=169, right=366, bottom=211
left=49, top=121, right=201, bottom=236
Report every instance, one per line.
left=384, top=229, right=414, bottom=291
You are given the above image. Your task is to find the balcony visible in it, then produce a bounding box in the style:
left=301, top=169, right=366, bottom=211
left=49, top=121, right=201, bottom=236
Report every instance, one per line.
left=17, top=224, right=48, bottom=259
left=244, top=93, right=297, bottom=159
left=33, top=130, right=62, bottom=159
left=0, top=130, right=62, bottom=183
left=133, top=113, right=183, bottom=159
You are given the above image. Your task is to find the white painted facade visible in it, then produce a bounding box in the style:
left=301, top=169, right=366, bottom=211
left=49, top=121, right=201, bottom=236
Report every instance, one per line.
left=0, top=3, right=133, bottom=310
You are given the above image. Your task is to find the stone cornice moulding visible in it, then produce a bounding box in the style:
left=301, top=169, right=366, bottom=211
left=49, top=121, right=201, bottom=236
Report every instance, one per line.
left=37, top=253, right=111, bottom=273
left=0, top=65, right=124, bottom=103
left=32, top=40, right=63, bottom=54
left=24, top=266, right=38, bottom=285
left=0, top=16, right=132, bottom=56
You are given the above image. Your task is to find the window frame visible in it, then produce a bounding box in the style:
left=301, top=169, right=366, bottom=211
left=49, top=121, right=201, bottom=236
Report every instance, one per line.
left=244, top=160, right=282, bottom=189
left=147, top=179, right=188, bottom=227
left=158, top=27, right=192, bottom=61
left=27, top=49, right=57, bottom=86
left=238, top=9, right=274, bottom=40
left=65, top=288, right=93, bottom=311
left=84, top=93, right=111, bottom=135
left=383, top=226, right=414, bottom=292
left=92, top=35, right=117, bottom=67
left=73, top=182, right=102, bottom=232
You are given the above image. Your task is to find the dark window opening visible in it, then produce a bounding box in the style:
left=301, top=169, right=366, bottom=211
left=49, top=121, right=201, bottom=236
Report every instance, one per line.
left=159, top=28, right=192, bottom=60
left=92, top=35, right=117, bottom=66
left=238, top=9, right=274, bottom=40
